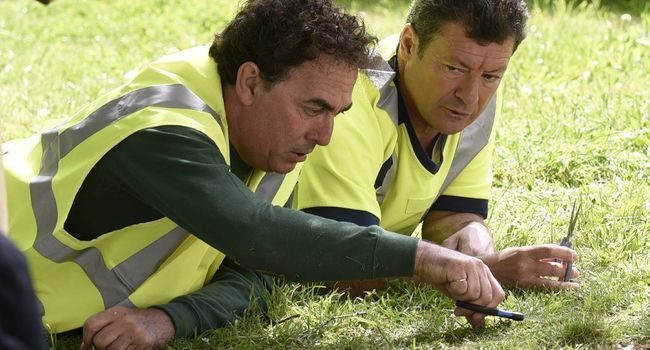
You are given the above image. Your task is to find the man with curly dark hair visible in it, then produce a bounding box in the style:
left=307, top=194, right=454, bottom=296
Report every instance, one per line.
left=4, top=0, right=505, bottom=348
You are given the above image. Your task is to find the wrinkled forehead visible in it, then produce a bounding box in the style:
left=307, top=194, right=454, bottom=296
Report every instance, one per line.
left=265, top=54, right=358, bottom=87
left=275, top=55, right=358, bottom=110
left=423, top=22, right=516, bottom=57
left=416, top=21, right=512, bottom=49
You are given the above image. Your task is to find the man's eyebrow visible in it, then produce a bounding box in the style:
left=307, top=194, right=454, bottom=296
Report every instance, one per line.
left=485, top=66, right=507, bottom=75
left=308, top=98, right=335, bottom=112
left=444, top=55, right=508, bottom=74
left=339, top=102, right=353, bottom=114
left=308, top=99, right=353, bottom=114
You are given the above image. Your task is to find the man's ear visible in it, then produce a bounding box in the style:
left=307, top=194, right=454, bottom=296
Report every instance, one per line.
left=399, top=24, right=419, bottom=61
left=235, top=62, right=261, bottom=106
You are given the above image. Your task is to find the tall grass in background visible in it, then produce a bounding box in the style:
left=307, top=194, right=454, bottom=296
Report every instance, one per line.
left=0, top=0, right=648, bottom=348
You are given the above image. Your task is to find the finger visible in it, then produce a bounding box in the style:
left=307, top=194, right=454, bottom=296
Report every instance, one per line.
left=571, top=266, right=580, bottom=279
left=529, top=244, right=578, bottom=262
left=454, top=306, right=473, bottom=317
left=536, top=260, right=570, bottom=279
left=447, top=278, right=468, bottom=296
left=556, top=263, right=581, bottom=280
left=106, top=332, right=133, bottom=350
left=82, top=310, right=118, bottom=349
left=468, top=312, right=486, bottom=328
left=445, top=265, right=469, bottom=297
left=531, top=260, right=581, bottom=282
left=485, top=266, right=504, bottom=308
left=92, top=321, right=127, bottom=350
left=455, top=310, right=485, bottom=328
left=465, top=267, right=481, bottom=300
left=534, top=277, right=580, bottom=290
left=454, top=305, right=488, bottom=327
left=473, top=266, right=490, bottom=305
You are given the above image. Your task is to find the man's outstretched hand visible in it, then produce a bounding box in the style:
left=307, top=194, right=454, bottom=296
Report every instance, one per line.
left=414, top=241, right=505, bottom=328
left=480, top=244, right=580, bottom=289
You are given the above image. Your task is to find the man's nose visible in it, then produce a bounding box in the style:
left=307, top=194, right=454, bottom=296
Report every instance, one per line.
left=308, top=113, right=334, bottom=146
left=455, top=74, right=480, bottom=106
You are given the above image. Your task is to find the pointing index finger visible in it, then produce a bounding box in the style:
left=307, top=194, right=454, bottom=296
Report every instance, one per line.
left=529, top=244, right=578, bottom=262
left=81, top=308, right=120, bottom=349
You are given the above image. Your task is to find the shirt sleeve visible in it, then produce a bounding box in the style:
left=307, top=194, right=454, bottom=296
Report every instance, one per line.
left=154, top=257, right=274, bottom=338
left=102, top=125, right=418, bottom=282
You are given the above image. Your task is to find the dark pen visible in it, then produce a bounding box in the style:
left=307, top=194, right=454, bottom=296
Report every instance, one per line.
left=455, top=300, right=525, bottom=321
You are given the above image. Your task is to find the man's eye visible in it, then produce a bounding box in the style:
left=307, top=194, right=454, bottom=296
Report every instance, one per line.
left=483, top=74, right=501, bottom=82
left=444, top=64, right=463, bottom=73
left=304, top=108, right=322, bottom=117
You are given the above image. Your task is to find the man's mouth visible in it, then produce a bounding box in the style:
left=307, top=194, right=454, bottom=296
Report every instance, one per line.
left=445, top=107, right=472, bottom=119
left=294, top=145, right=315, bottom=156
left=291, top=148, right=313, bottom=162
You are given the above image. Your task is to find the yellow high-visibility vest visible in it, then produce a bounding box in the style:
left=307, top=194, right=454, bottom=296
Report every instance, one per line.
left=3, top=46, right=300, bottom=333
left=0, top=139, right=7, bottom=235
left=295, top=36, right=500, bottom=234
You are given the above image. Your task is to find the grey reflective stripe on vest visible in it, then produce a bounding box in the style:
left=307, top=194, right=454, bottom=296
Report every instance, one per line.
left=30, top=84, right=221, bottom=308
left=375, top=153, right=397, bottom=205
left=363, top=53, right=400, bottom=205
left=363, top=54, right=497, bottom=206
left=435, top=96, right=497, bottom=202
left=254, top=172, right=286, bottom=202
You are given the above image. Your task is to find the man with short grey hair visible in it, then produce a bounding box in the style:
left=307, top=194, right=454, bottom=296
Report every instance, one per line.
left=294, top=0, right=579, bottom=310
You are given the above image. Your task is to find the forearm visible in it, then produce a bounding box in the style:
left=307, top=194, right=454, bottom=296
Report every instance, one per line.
left=162, top=161, right=418, bottom=282
left=154, top=257, right=275, bottom=338
left=209, top=200, right=418, bottom=282
left=108, top=126, right=419, bottom=283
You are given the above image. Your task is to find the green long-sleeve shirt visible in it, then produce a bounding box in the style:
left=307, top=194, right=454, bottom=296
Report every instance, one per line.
left=64, top=125, right=418, bottom=336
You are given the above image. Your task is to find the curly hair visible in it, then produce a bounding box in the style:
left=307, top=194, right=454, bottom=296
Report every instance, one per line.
left=406, top=0, right=529, bottom=57
left=210, top=0, right=377, bottom=86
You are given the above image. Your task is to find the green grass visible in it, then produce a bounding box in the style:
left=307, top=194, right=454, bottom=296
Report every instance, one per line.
left=1, top=0, right=648, bottom=349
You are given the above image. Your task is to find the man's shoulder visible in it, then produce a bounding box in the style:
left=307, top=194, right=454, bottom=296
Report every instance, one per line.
left=358, top=34, right=399, bottom=92
left=359, top=54, right=395, bottom=93
left=137, top=45, right=218, bottom=87
left=151, top=45, right=212, bottom=66
left=377, top=34, right=400, bottom=58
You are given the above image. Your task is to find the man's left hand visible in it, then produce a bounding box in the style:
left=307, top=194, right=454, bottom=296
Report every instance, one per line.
left=80, top=306, right=175, bottom=350
left=479, top=244, right=580, bottom=289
